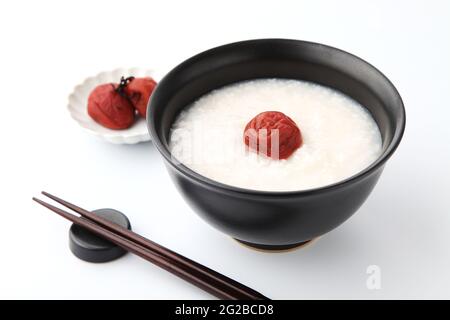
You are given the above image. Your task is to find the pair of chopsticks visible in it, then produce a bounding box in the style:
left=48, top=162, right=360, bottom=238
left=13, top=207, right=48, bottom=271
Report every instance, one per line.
left=33, top=192, right=268, bottom=300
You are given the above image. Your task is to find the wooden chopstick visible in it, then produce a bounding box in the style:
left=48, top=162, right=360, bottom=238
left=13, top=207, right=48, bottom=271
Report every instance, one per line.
left=41, top=191, right=259, bottom=298
left=40, top=191, right=266, bottom=300
left=33, top=195, right=268, bottom=300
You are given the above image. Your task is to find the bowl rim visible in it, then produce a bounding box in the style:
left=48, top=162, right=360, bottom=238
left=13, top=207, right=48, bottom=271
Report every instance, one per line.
left=148, top=38, right=406, bottom=198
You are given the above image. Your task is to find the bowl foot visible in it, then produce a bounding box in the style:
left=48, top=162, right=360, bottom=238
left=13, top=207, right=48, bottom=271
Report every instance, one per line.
left=234, top=238, right=316, bottom=252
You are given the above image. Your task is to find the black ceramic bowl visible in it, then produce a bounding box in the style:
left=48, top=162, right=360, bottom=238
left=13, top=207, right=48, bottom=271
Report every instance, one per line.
left=148, top=39, right=405, bottom=251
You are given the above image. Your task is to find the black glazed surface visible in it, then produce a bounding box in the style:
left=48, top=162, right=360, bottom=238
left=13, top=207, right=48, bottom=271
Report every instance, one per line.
left=69, top=208, right=132, bottom=262
left=147, top=39, right=405, bottom=247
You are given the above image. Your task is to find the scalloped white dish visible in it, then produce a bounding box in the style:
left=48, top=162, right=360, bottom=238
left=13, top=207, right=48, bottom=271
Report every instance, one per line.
left=68, top=68, right=162, bottom=144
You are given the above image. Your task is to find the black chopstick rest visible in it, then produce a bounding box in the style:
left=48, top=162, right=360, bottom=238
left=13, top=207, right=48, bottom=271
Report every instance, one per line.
left=69, top=208, right=131, bottom=263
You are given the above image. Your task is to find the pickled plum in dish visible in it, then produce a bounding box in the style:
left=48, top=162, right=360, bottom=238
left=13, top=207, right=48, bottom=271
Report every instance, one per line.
left=87, top=82, right=135, bottom=130
left=125, top=77, right=157, bottom=118
left=87, top=76, right=158, bottom=129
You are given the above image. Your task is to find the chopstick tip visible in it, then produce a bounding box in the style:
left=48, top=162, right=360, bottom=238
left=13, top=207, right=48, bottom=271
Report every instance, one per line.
left=32, top=197, right=45, bottom=207
left=32, top=197, right=43, bottom=204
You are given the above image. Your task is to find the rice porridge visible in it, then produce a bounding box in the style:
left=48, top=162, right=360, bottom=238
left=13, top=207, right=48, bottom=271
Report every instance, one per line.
left=169, top=79, right=382, bottom=191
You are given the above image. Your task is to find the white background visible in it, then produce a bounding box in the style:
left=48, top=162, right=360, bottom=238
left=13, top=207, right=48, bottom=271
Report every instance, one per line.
left=1, top=0, right=449, bottom=299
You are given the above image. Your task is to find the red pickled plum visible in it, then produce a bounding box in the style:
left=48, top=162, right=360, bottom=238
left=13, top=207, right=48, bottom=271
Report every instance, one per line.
left=125, top=77, right=157, bottom=118
left=87, top=80, right=135, bottom=130
left=244, top=111, right=302, bottom=160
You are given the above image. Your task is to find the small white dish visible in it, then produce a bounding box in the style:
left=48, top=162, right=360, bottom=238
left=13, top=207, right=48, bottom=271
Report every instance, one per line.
left=68, top=68, right=162, bottom=144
